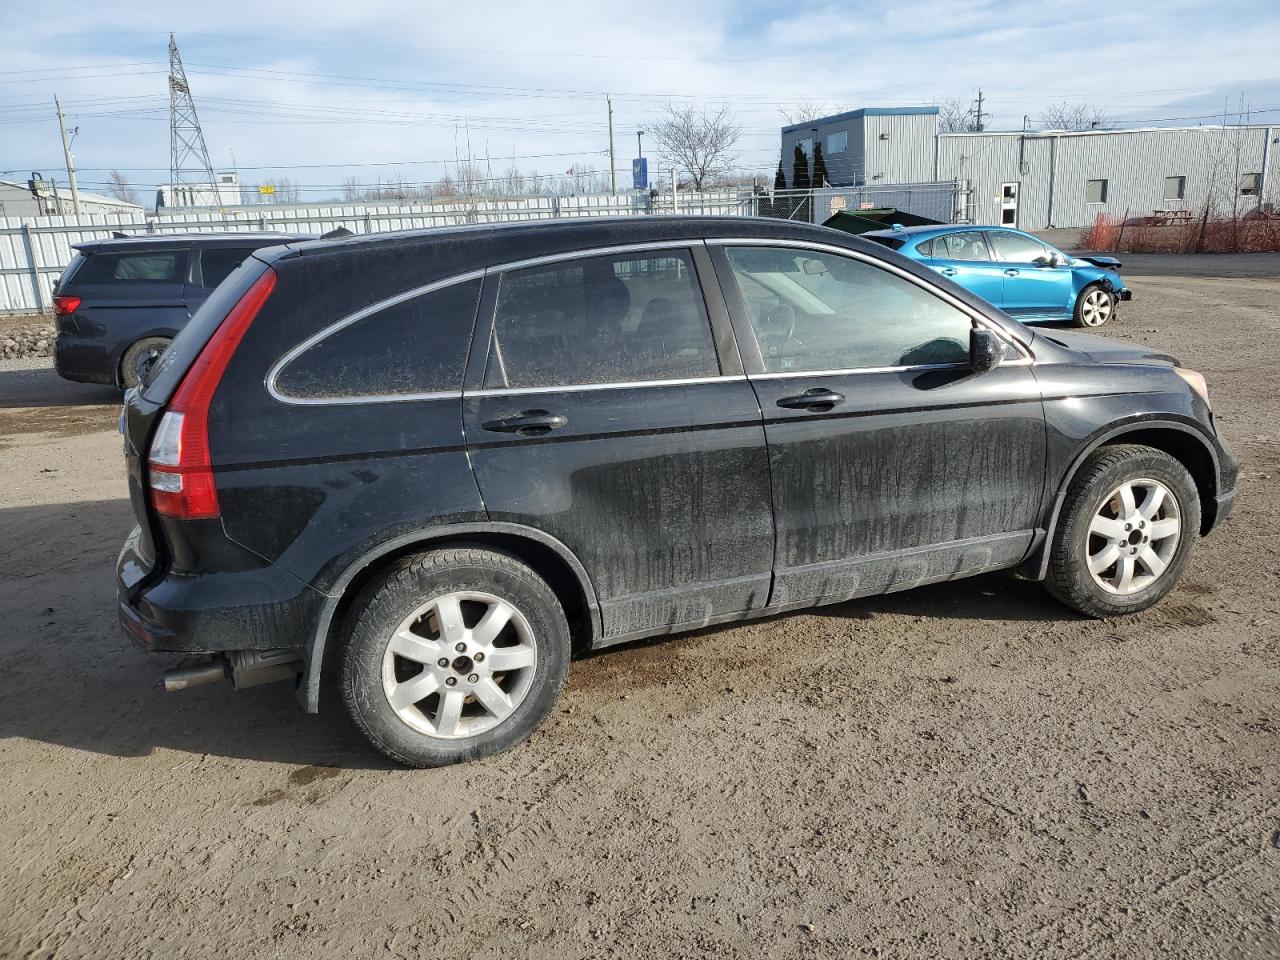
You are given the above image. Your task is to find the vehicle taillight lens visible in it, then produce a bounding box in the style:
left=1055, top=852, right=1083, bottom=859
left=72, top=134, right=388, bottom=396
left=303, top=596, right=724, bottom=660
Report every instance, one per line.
left=53, top=295, right=81, bottom=315
left=148, top=269, right=276, bottom=519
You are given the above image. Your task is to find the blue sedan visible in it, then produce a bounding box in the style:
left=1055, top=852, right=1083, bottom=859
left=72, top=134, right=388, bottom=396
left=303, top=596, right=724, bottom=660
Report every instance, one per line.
left=862, top=225, right=1132, bottom=327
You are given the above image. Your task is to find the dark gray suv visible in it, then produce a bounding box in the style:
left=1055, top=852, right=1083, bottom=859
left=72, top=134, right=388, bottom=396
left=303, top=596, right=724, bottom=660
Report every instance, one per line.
left=115, top=216, right=1237, bottom=767
left=53, top=232, right=309, bottom=388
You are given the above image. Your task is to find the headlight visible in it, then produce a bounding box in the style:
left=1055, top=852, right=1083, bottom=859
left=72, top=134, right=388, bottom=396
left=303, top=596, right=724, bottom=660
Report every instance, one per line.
left=1175, top=368, right=1209, bottom=406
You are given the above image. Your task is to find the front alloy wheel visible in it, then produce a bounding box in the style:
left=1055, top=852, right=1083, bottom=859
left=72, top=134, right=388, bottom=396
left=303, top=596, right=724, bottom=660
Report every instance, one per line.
left=1045, top=444, right=1199, bottom=618
left=1073, top=285, right=1115, bottom=328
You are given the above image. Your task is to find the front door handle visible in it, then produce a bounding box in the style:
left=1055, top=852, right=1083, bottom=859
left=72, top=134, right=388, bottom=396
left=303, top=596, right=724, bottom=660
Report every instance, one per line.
left=1004, top=268, right=1020, bottom=276
left=482, top=410, right=568, bottom=435
left=776, top=388, right=845, bottom=411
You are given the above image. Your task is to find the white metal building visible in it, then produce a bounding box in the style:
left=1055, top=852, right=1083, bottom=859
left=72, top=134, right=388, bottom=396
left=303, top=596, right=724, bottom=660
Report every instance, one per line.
left=0, top=180, right=144, bottom=218
left=782, top=108, right=1278, bottom=228
left=156, top=171, right=245, bottom=209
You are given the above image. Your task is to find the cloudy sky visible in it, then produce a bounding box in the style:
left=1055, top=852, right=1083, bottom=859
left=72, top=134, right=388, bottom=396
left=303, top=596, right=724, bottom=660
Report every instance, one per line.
left=2, top=0, right=1278, bottom=202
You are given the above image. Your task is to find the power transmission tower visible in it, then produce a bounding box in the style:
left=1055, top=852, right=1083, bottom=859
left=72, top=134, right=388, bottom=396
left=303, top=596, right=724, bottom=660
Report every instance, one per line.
left=168, top=33, right=218, bottom=207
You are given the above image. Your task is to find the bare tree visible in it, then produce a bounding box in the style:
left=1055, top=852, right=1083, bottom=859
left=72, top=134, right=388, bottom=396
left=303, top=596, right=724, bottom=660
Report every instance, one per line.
left=779, top=100, right=842, bottom=126
left=106, top=170, right=138, bottom=205
left=1040, top=103, right=1113, bottom=130
left=936, top=98, right=977, bottom=133
left=650, top=102, right=742, bottom=191
left=339, top=176, right=363, bottom=201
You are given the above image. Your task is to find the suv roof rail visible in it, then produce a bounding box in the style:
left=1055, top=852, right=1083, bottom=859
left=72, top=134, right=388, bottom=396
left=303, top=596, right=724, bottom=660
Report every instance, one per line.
left=319, top=227, right=355, bottom=240
left=112, top=231, right=131, bottom=239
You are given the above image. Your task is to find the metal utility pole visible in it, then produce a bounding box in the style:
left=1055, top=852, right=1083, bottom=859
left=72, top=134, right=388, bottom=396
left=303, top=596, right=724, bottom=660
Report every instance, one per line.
left=973, top=89, right=986, bottom=132
left=607, top=96, right=617, bottom=193
left=54, top=95, right=81, bottom=214
left=636, top=130, right=644, bottom=158
left=168, top=32, right=219, bottom=207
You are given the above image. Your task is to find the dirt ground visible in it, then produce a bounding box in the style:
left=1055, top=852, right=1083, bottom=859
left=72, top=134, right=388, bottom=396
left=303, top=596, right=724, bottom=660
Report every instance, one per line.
left=1, top=272, right=1278, bottom=960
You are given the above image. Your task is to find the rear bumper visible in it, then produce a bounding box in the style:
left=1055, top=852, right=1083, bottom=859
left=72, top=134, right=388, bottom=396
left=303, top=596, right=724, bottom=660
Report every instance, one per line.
left=117, top=534, right=324, bottom=654
left=54, top=334, right=118, bottom=386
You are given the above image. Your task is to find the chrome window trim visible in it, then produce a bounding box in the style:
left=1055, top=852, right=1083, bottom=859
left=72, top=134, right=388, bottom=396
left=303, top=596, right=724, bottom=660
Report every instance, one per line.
left=265, top=269, right=485, bottom=406
left=706, top=236, right=1035, bottom=364
left=467, top=374, right=748, bottom=398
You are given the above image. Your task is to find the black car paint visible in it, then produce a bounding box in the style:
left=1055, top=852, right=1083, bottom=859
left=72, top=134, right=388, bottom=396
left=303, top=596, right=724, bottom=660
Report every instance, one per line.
left=54, top=234, right=307, bottom=387
left=114, top=216, right=1237, bottom=715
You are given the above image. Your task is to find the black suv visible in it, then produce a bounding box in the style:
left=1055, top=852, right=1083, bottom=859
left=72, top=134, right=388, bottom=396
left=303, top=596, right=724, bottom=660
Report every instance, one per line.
left=116, top=217, right=1237, bottom=767
left=53, top=232, right=310, bottom=388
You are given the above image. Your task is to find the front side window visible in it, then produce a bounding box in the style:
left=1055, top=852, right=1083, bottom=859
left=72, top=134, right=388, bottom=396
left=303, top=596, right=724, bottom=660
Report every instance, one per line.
left=274, top=278, right=482, bottom=399
left=988, top=231, right=1050, bottom=263
left=490, top=250, right=718, bottom=389
left=723, top=246, right=973, bottom=374
left=77, top=250, right=188, bottom=284
left=933, top=231, right=991, bottom=262
left=1086, top=179, right=1108, bottom=204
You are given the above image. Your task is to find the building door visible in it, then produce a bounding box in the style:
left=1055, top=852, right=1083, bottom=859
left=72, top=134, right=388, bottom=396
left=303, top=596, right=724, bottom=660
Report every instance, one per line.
left=999, top=182, right=1019, bottom=227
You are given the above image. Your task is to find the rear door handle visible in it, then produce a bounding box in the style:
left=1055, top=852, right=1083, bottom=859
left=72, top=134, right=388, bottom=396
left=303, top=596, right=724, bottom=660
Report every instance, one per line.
left=939, top=267, right=958, bottom=276
left=1004, top=268, right=1020, bottom=276
left=482, top=410, right=568, bottom=435
left=776, top=388, right=845, bottom=411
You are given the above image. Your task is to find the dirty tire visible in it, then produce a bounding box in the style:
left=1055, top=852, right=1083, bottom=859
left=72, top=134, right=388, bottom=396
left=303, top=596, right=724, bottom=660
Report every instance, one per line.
left=1045, top=444, right=1200, bottom=618
left=340, top=547, right=570, bottom=768
left=1071, top=283, right=1116, bottom=328
left=119, top=336, right=172, bottom=389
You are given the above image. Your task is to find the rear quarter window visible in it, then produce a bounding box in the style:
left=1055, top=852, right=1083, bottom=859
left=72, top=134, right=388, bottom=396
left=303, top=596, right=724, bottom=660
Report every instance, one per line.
left=272, top=277, right=483, bottom=400
left=75, top=249, right=189, bottom=284
left=864, top=236, right=905, bottom=251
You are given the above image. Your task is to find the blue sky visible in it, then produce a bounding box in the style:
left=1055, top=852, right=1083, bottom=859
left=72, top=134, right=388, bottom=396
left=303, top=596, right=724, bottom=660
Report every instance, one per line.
left=2, top=0, right=1278, bottom=202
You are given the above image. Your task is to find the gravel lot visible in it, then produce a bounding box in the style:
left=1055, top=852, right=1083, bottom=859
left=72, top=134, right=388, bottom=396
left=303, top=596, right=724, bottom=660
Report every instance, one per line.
left=1, top=271, right=1277, bottom=959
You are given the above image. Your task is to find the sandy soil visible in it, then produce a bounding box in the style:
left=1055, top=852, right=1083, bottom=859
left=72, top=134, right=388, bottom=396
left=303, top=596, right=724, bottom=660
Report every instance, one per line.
left=1, top=277, right=1277, bottom=959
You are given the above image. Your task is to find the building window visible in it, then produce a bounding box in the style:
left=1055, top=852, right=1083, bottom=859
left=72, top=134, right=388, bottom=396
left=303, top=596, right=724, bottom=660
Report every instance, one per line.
left=826, top=131, right=848, bottom=155
left=1085, top=179, right=1108, bottom=204
left=797, top=138, right=814, bottom=158
left=1240, top=173, right=1261, bottom=196
left=1163, top=176, right=1186, bottom=201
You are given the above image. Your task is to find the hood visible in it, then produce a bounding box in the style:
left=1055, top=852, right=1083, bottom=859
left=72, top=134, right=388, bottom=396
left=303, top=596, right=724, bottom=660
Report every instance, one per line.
left=1071, top=254, right=1122, bottom=269
left=1033, top=329, right=1178, bottom=367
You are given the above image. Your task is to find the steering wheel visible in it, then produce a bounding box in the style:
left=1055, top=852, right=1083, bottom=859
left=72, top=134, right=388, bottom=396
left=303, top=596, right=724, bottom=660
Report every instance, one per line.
left=758, top=302, right=798, bottom=354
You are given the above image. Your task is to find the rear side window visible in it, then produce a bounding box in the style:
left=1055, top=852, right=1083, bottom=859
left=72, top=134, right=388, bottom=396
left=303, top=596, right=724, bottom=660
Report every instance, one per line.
left=273, top=278, right=482, bottom=400
left=488, top=250, right=718, bottom=389
left=76, top=250, right=188, bottom=284
left=200, top=247, right=261, bottom=289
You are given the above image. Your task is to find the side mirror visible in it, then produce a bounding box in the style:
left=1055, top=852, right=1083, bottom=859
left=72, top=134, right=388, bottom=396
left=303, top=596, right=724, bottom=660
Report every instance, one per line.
left=1031, top=255, right=1054, bottom=267
left=970, top=328, right=1004, bottom=373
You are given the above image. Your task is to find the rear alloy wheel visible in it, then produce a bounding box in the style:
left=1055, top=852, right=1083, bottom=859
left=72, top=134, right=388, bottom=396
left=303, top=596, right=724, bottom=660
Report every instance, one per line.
left=341, top=547, right=570, bottom=767
left=1045, top=444, right=1199, bottom=618
left=1072, top=284, right=1115, bottom=328
left=120, top=336, right=171, bottom=389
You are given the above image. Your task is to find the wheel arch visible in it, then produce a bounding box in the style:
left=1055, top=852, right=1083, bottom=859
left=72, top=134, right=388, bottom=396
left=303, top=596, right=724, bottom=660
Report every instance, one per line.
left=1020, top=419, right=1221, bottom=581
left=298, top=523, right=601, bottom=713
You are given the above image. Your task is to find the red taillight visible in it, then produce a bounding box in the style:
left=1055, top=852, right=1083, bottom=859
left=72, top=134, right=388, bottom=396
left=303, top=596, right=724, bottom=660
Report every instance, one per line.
left=53, top=295, right=81, bottom=316
left=148, top=269, right=276, bottom=519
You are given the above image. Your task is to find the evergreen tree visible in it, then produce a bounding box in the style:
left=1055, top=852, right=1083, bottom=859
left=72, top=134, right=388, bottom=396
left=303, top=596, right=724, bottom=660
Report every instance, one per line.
left=773, top=159, right=787, bottom=191
left=812, top=143, right=830, bottom=188
left=792, top=145, right=811, bottom=191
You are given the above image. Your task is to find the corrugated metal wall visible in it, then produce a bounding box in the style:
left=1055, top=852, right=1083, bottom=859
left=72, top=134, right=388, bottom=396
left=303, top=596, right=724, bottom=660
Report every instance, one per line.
left=938, top=126, right=1274, bottom=228
left=862, top=113, right=938, bottom=185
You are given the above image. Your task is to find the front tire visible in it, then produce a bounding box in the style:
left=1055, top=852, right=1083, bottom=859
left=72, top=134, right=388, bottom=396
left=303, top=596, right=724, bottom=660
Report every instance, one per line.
left=1072, top=284, right=1116, bottom=328
left=340, top=547, right=570, bottom=767
left=1045, top=444, right=1199, bottom=618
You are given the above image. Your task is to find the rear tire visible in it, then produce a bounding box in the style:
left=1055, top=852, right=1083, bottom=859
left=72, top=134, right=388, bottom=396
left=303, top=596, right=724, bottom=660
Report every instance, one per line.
left=1044, top=444, right=1199, bottom=618
left=340, top=547, right=570, bottom=768
left=120, top=336, right=171, bottom=389
left=1071, top=284, right=1115, bottom=328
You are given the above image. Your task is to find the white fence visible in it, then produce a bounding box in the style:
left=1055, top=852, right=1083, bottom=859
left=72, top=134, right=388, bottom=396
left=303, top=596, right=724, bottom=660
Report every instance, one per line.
left=0, top=191, right=753, bottom=314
